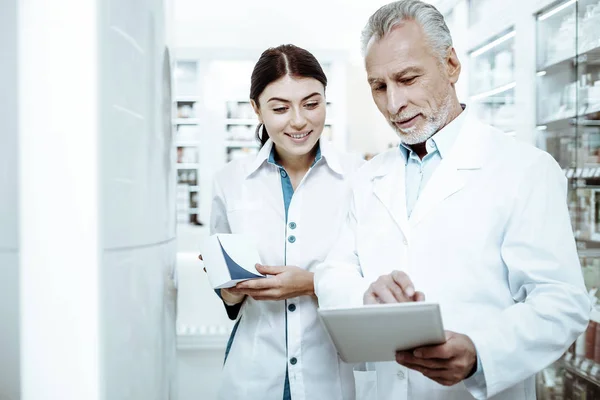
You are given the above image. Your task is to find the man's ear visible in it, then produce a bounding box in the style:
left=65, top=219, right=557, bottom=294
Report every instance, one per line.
left=445, top=47, right=461, bottom=85
left=251, top=99, right=263, bottom=123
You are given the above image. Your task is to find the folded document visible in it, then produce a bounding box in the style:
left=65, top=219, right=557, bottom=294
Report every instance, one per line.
left=200, top=234, right=265, bottom=289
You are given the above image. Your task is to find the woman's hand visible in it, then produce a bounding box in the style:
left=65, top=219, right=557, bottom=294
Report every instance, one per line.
left=229, top=264, right=314, bottom=301
left=199, top=254, right=245, bottom=305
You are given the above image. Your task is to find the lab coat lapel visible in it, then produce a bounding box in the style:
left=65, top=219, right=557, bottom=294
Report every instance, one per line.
left=372, top=155, right=411, bottom=241
left=409, top=115, right=484, bottom=227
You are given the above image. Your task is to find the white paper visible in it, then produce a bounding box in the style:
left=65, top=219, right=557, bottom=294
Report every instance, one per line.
left=200, top=234, right=265, bottom=289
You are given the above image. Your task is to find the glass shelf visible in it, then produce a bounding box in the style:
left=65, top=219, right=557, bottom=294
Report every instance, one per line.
left=469, top=30, right=516, bottom=133
left=536, top=0, right=600, bottom=292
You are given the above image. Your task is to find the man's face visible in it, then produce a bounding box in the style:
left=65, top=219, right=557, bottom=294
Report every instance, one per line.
left=365, top=20, right=460, bottom=145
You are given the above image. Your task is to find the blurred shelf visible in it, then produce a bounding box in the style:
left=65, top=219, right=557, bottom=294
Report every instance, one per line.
left=176, top=141, right=200, bottom=147
left=227, top=99, right=252, bottom=103
left=539, top=45, right=600, bottom=74
left=188, top=208, right=199, bottom=214
left=539, top=54, right=577, bottom=74
left=540, top=106, right=600, bottom=127
left=579, top=45, right=600, bottom=65
left=175, top=118, right=200, bottom=125
left=226, top=118, right=257, bottom=125
left=563, top=361, right=600, bottom=389
left=176, top=163, right=200, bottom=169
left=576, top=244, right=600, bottom=256
left=470, top=82, right=516, bottom=101
left=576, top=238, right=600, bottom=251
left=188, top=186, right=199, bottom=192
left=564, top=167, right=600, bottom=180
left=176, top=96, right=200, bottom=102
left=470, top=30, right=516, bottom=59
left=225, top=140, right=259, bottom=148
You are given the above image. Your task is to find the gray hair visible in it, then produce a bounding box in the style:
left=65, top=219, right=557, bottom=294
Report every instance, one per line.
left=361, top=0, right=453, bottom=62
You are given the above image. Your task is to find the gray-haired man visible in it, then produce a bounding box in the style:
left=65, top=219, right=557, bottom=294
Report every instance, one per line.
left=315, top=1, right=590, bottom=399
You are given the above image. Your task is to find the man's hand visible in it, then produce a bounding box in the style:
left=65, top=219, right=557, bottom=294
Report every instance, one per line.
left=395, top=331, right=478, bottom=386
left=363, top=270, right=425, bottom=304
left=228, top=264, right=314, bottom=301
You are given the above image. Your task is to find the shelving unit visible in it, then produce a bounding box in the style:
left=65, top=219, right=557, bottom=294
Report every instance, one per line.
left=535, top=0, right=600, bottom=257
left=468, top=29, right=516, bottom=134
left=173, top=60, right=203, bottom=225
left=534, top=2, right=600, bottom=397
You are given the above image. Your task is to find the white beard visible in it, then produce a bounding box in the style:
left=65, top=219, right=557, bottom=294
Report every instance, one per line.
left=390, top=90, right=454, bottom=145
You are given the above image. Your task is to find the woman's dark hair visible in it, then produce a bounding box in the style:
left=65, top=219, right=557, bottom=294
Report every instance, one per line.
left=250, top=44, right=328, bottom=148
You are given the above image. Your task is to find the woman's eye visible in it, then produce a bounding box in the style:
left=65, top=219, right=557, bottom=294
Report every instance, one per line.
left=305, top=102, right=319, bottom=109
left=273, top=107, right=287, bottom=113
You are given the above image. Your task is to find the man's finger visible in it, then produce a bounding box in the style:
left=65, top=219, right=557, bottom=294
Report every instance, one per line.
left=396, top=352, right=447, bottom=370
left=391, top=270, right=415, bottom=298
left=413, top=291, right=426, bottom=302
left=373, top=286, right=400, bottom=304
left=364, top=291, right=379, bottom=305
left=389, top=280, right=410, bottom=302
left=413, top=342, right=452, bottom=360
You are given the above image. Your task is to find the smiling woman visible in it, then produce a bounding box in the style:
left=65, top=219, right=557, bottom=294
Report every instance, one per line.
left=206, top=44, right=365, bottom=400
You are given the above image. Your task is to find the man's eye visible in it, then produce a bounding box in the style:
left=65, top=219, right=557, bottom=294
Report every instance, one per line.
left=402, top=76, right=418, bottom=84
left=373, top=84, right=386, bottom=92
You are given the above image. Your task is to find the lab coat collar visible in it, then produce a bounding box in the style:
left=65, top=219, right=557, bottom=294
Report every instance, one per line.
left=408, top=108, right=485, bottom=226
left=318, top=139, right=344, bottom=176
left=245, top=139, right=273, bottom=178
left=245, top=138, right=344, bottom=178
left=370, top=106, right=485, bottom=233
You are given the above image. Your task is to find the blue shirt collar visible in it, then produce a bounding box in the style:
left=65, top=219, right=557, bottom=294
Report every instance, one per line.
left=267, top=145, right=322, bottom=168
left=246, top=138, right=341, bottom=178
left=399, top=104, right=467, bottom=163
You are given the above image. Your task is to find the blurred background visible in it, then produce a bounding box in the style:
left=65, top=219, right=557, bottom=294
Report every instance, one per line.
left=2, top=0, right=600, bottom=399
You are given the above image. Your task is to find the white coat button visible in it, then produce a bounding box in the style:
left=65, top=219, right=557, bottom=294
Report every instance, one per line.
left=402, top=239, right=408, bottom=245
left=397, top=370, right=405, bottom=380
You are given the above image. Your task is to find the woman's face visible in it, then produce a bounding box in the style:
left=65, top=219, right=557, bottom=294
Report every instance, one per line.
left=253, top=75, right=326, bottom=158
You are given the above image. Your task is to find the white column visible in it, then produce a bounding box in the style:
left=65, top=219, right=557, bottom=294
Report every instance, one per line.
left=0, top=0, right=20, bottom=398
left=19, top=1, right=101, bottom=399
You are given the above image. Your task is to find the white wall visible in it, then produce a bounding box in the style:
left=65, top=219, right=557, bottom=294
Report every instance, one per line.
left=0, top=0, right=20, bottom=398
left=18, top=0, right=176, bottom=399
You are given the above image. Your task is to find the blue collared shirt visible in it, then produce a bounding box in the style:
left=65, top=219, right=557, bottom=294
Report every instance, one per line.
left=399, top=109, right=466, bottom=218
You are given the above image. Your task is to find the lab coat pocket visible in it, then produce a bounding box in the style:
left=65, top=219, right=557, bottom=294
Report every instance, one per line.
left=354, top=370, right=378, bottom=400
left=226, top=203, right=261, bottom=234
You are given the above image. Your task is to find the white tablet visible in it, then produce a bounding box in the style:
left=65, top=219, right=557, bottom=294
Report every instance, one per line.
left=318, top=302, right=446, bottom=363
